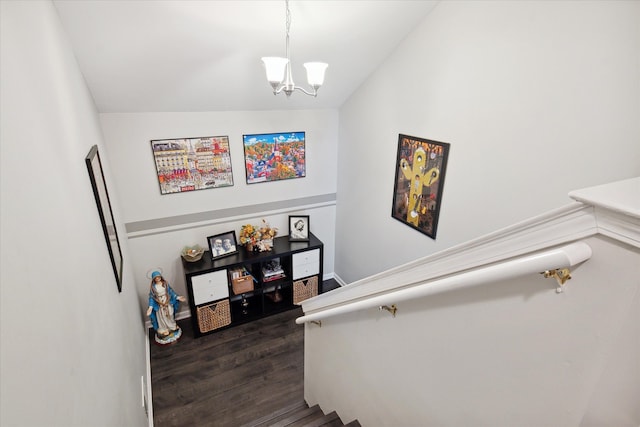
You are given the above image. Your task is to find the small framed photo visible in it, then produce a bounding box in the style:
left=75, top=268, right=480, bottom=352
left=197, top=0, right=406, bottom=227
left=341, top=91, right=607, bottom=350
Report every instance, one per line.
left=207, top=231, right=239, bottom=260
left=288, top=215, right=310, bottom=242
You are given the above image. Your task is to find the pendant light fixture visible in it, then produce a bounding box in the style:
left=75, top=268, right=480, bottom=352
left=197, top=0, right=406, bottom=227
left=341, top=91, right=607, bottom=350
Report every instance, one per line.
left=261, top=0, right=328, bottom=97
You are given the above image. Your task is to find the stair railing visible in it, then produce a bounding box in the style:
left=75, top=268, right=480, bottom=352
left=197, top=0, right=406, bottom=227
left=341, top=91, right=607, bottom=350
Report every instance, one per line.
left=296, top=241, right=592, bottom=325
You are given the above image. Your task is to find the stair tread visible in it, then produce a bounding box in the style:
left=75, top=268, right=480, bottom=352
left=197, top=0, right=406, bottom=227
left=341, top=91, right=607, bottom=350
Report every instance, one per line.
left=302, top=410, right=341, bottom=427
left=240, top=400, right=308, bottom=427
left=270, top=404, right=323, bottom=427
left=243, top=402, right=358, bottom=427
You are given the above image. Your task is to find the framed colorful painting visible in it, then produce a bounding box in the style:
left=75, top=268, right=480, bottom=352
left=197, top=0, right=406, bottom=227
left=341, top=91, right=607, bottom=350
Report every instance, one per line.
left=150, top=136, right=234, bottom=195
left=242, top=132, right=306, bottom=184
left=391, top=134, right=450, bottom=239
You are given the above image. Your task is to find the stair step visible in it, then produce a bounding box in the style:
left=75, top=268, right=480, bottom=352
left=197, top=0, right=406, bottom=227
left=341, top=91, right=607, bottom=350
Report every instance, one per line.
left=240, top=400, right=308, bottom=427
left=243, top=401, right=358, bottom=427
left=270, top=404, right=323, bottom=427
left=302, top=410, right=342, bottom=427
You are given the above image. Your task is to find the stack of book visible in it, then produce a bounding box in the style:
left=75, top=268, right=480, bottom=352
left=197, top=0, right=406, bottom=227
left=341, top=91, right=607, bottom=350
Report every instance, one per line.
left=262, top=258, right=285, bottom=282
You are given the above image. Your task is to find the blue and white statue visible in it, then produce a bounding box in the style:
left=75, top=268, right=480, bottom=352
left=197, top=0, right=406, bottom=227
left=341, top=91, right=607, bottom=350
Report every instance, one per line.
left=146, top=270, right=186, bottom=345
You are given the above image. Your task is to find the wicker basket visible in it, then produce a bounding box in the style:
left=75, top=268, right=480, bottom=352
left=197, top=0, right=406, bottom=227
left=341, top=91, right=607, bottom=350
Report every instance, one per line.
left=231, top=275, right=254, bottom=295
left=197, top=299, right=231, bottom=333
left=293, top=276, right=318, bottom=305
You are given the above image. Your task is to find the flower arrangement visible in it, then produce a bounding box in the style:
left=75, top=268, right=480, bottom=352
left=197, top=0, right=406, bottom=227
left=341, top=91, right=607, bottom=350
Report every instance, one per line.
left=239, top=219, right=278, bottom=252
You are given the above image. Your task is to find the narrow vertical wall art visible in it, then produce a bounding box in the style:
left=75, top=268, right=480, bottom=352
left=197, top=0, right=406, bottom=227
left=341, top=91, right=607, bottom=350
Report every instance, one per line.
left=391, top=134, right=450, bottom=239
left=86, top=145, right=124, bottom=292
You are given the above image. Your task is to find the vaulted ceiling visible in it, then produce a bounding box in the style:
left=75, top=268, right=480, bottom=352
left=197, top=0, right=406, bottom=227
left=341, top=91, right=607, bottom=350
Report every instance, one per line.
left=53, top=0, right=438, bottom=113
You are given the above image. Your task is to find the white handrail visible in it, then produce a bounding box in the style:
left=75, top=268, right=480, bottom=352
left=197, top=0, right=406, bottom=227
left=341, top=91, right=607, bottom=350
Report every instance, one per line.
left=296, top=242, right=592, bottom=324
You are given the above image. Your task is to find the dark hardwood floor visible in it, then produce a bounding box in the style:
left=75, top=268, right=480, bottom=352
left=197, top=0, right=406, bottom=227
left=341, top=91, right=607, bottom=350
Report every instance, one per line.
left=149, top=280, right=339, bottom=427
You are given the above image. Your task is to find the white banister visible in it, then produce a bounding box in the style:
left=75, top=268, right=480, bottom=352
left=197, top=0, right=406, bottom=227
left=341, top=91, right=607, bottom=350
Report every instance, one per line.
left=296, top=242, right=592, bottom=324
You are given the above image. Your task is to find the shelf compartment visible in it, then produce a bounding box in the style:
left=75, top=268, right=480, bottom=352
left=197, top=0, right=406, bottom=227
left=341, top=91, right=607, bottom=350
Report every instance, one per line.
left=292, top=248, right=320, bottom=280
left=261, top=257, right=287, bottom=283
left=261, top=276, right=290, bottom=293
left=263, top=284, right=293, bottom=314
left=230, top=274, right=255, bottom=295
left=196, top=299, right=231, bottom=334
left=293, top=275, right=318, bottom=305
left=191, top=270, right=229, bottom=305
left=229, top=289, right=260, bottom=301
left=229, top=294, right=262, bottom=321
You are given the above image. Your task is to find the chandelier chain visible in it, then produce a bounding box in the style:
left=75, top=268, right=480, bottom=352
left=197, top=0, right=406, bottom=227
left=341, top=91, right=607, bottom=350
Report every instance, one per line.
left=285, top=0, right=291, bottom=37
left=285, top=0, right=291, bottom=61
left=261, top=0, right=327, bottom=97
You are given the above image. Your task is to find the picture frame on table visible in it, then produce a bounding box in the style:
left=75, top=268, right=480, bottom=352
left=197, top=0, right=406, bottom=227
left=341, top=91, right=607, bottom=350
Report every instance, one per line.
left=288, top=215, right=310, bottom=242
left=85, top=145, right=124, bottom=292
left=207, top=231, right=239, bottom=260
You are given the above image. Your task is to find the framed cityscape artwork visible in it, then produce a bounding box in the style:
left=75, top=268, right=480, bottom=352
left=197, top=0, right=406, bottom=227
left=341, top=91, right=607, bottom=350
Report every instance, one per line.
left=150, top=136, right=234, bottom=195
left=243, top=132, right=306, bottom=184
left=391, top=134, right=450, bottom=239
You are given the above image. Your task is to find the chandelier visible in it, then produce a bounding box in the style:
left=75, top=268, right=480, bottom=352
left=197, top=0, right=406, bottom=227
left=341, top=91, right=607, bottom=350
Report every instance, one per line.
left=261, top=0, right=328, bottom=97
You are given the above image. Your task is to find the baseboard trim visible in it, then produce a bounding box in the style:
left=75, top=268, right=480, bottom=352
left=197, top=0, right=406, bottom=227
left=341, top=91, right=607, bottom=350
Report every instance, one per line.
left=144, top=330, right=154, bottom=427
left=333, top=273, right=347, bottom=287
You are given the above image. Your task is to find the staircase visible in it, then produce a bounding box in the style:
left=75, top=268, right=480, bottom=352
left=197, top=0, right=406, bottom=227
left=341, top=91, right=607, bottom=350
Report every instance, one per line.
left=242, top=401, right=361, bottom=427
left=297, top=178, right=640, bottom=426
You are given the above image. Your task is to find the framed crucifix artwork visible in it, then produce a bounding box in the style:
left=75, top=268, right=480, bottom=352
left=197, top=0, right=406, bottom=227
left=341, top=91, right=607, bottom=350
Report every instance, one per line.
left=391, top=134, right=450, bottom=239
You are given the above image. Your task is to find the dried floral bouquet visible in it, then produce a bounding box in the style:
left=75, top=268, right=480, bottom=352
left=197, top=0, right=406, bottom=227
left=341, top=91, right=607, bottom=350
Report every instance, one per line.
left=239, top=219, right=278, bottom=252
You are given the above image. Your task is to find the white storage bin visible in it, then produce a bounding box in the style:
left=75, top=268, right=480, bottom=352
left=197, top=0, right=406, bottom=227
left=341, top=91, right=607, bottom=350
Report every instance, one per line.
left=191, top=270, right=229, bottom=305
left=292, top=248, right=320, bottom=280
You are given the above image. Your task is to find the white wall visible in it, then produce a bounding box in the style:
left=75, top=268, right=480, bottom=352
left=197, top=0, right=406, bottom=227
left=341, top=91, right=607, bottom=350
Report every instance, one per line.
left=336, top=0, right=640, bottom=283
left=100, top=110, right=338, bottom=223
left=0, top=2, right=147, bottom=426
left=99, top=111, right=338, bottom=315
left=305, top=235, right=640, bottom=426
